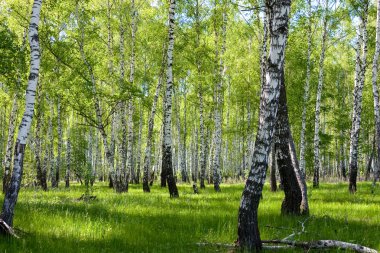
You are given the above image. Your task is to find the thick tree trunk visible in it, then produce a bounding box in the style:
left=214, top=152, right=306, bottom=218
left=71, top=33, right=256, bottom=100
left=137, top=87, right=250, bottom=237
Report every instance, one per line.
left=274, top=71, right=302, bottom=215
left=299, top=0, right=312, bottom=174
left=2, top=96, right=18, bottom=194
left=237, top=0, right=291, bottom=249
left=0, top=0, right=42, bottom=229
left=289, top=132, right=309, bottom=215
left=181, top=89, right=188, bottom=183
left=313, top=0, right=329, bottom=188
left=349, top=8, right=368, bottom=193
left=161, top=0, right=179, bottom=197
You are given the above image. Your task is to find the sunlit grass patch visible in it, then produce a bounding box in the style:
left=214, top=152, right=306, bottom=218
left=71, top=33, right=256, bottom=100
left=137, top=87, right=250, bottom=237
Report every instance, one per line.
left=0, top=182, right=378, bottom=252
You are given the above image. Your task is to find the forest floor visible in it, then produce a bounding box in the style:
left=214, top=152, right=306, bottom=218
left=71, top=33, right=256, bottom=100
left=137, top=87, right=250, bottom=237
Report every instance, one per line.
left=0, top=182, right=379, bottom=252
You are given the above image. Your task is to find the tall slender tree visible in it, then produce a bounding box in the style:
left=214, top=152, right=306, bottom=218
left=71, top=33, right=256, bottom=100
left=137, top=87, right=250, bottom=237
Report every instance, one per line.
left=313, top=0, right=329, bottom=188
left=349, top=2, right=369, bottom=193
left=0, top=0, right=42, bottom=230
left=161, top=0, right=179, bottom=197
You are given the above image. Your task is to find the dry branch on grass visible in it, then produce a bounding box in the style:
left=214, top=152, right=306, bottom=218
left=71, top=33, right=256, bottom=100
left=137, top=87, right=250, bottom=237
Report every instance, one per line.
left=0, top=219, right=19, bottom=238
left=262, top=240, right=378, bottom=253
left=197, top=240, right=378, bottom=253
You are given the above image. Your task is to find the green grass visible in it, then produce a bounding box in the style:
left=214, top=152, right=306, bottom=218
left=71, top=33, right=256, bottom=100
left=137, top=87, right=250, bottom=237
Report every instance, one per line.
left=0, top=182, right=379, bottom=252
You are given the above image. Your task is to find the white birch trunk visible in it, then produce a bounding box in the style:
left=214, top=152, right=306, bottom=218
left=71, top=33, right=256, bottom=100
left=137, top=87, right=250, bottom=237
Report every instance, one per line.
left=349, top=6, right=368, bottom=193
left=313, top=0, right=329, bottom=188
left=55, top=97, right=62, bottom=187
left=161, top=0, right=179, bottom=197
left=127, top=0, right=136, bottom=184
left=237, top=0, right=291, bottom=249
left=2, top=96, right=18, bottom=194
left=299, top=0, right=312, bottom=174
left=142, top=44, right=165, bottom=192
left=1, top=0, right=42, bottom=227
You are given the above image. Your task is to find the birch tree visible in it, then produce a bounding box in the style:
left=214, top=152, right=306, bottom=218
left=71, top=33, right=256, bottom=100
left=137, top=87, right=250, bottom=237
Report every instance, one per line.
left=161, top=0, right=179, bottom=197
left=0, top=0, right=42, bottom=230
left=142, top=44, right=166, bottom=192
left=349, top=2, right=368, bottom=193
left=371, top=0, right=380, bottom=186
left=299, top=0, right=312, bottom=174
left=237, top=0, right=291, bottom=249
left=274, top=71, right=302, bottom=215
left=313, top=0, right=329, bottom=188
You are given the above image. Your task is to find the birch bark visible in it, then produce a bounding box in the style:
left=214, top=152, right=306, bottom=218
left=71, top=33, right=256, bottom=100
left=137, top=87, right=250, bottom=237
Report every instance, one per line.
left=142, top=45, right=166, bottom=192
left=237, top=0, right=291, bottom=249
left=349, top=6, right=368, bottom=193
left=1, top=0, right=42, bottom=228
left=299, top=0, right=312, bottom=174
left=2, top=96, right=18, bottom=194
left=313, top=0, right=329, bottom=188
left=161, top=0, right=179, bottom=197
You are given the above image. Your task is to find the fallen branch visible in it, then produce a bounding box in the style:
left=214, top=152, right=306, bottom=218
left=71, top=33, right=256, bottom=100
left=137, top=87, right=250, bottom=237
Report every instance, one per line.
left=0, top=219, right=19, bottom=238
left=196, top=242, right=294, bottom=250
left=262, top=240, right=378, bottom=253
left=77, top=194, right=97, bottom=201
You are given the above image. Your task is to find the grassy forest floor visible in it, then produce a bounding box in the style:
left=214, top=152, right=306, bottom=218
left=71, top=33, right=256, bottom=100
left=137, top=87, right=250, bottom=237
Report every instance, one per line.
left=0, top=182, right=379, bottom=252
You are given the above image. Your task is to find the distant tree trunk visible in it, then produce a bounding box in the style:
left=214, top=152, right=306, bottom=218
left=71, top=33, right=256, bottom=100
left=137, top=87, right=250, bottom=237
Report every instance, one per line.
left=181, top=87, right=188, bottom=183
left=161, top=0, right=179, bottom=197
left=55, top=97, right=62, bottom=187
left=270, top=144, right=277, bottom=192
left=76, top=2, right=117, bottom=191
left=365, top=137, right=375, bottom=181
left=49, top=102, right=56, bottom=188
left=371, top=0, right=380, bottom=187
left=136, top=104, right=142, bottom=184
left=299, top=0, right=312, bottom=174
left=237, top=0, right=291, bottom=249
left=0, top=0, right=42, bottom=229
left=66, top=133, right=71, bottom=188
left=274, top=71, right=302, bottom=215
left=35, top=88, right=47, bottom=190
left=107, top=0, right=115, bottom=189
left=212, top=4, right=227, bottom=192
left=196, top=0, right=206, bottom=189
left=313, top=0, right=329, bottom=188
left=115, top=4, right=128, bottom=193
left=127, top=0, right=137, bottom=184
left=349, top=7, right=368, bottom=193
left=2, top=95, right=18, bottom=194
left=142, top=62, right=163, bottom=192
left=340, top=131, right=347, bottom=179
